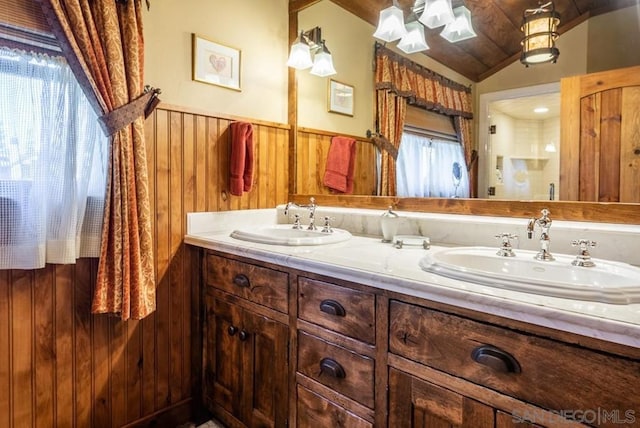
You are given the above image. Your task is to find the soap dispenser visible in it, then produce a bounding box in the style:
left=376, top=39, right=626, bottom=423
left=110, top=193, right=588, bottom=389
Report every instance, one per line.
left=380, top=206, right=399, bottom=242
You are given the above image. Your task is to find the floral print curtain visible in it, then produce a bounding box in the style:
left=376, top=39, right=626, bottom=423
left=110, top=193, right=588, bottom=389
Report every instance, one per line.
left=37, top=0, right=156, bottom=320
left=374, top=42, right=474, bottom=196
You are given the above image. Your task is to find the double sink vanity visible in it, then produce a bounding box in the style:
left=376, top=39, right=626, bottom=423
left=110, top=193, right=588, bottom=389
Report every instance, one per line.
left=185, top=203, right=640, bottom=427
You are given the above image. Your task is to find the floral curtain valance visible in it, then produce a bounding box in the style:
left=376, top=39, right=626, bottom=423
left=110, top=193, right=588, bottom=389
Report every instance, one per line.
left=374, top=43, right=473, bottom=119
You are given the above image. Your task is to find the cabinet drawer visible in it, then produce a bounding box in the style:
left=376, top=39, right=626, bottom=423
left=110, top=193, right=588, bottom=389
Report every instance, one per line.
left=389, top=300, right=640, bottom=423
left=298, top=277, right=375, bottom=344
left=206, top=254, right=288, bottom=313
left=297, top=385, right=372, bottom=428
left=297, top=331, right=375, bottom=408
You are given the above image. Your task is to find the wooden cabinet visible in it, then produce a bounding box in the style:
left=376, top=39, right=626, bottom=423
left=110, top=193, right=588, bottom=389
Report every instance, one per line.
left=297, top=331, right=375, bottom=408
left=296, top=385, right=373, bottom=428
left=200, top=249, right=639, bottom=428
left=295, top=277, right=377, bottom=425
left=388, top=368, right=494, bottom=428
left=388, top=299, right=639, bottom=426
left=203, top=253, right=289, bottom=427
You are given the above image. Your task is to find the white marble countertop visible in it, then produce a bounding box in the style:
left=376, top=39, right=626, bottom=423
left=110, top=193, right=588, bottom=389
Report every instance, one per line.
left=185, top=208, right=640, bottom=349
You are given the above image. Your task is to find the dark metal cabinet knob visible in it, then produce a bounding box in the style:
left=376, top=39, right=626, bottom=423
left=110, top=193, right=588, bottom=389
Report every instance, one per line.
left=238, top=330, right=250, bottom=341
left=319, top=299, right=346, bottom=317
left=233, top=274, right=250, bottom=288
left=227, top=325, right=237, bottom=336
left=471, top=345, right=521, bottom=374
left=319, top=358, right=346, bottom=379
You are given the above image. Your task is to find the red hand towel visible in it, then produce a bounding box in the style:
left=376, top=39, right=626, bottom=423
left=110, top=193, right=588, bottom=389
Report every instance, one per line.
left=229, top=122, right=254, bottom=196
left=323, top=136, right=357, bottom=194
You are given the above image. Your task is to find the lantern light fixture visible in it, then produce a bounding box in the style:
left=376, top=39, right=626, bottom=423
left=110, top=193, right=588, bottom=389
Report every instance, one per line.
left=520, top=1, right=560, bottom=66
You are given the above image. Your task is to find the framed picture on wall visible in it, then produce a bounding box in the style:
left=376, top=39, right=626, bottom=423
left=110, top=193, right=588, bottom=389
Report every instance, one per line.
left=328, top=79, right=354, bottom=116
left=192, top=34, right=241, bottom=91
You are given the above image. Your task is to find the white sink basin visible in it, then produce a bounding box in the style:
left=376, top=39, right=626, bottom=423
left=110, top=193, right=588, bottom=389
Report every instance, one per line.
left=419, top=246, right=640, bottom=304
left=230, top=224, right=352, bottom=246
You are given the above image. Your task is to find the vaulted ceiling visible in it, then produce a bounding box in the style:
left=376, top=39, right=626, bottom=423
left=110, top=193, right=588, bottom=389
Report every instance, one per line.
left=325, top=0, right=638, bottom=82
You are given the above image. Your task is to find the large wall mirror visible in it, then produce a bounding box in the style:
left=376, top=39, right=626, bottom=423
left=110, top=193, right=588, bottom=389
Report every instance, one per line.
left=288, top=0, right=640, bottom=222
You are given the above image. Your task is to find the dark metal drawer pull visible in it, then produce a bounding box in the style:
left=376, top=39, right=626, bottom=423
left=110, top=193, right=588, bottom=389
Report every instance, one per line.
left=319, top=358, right=346, bottom=379
left=232, top=274, right=250, bottom=288
left=319, top=299, right=346, bottom=317
left=238, top=330, right=250, bottom=341
left=227, top=325, right=238, bottom=336
left=471, top=345, right=521, bottom=374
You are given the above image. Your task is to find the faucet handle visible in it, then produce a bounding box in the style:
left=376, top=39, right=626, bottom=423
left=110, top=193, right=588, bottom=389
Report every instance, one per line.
left=321, top=216, right=334, bottom=233
left=292, top=214, right=302, bottom=229
left=495, top=233, right=518, bottom=257
left=571, top=239, right=596, bottom=267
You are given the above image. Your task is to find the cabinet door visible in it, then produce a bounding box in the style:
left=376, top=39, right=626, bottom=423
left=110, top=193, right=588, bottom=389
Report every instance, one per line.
left=204, top=296, right=244, bottom=419
left=242, top=311, right=289, bottom=428
left=388, top=368, right=494, bottom=428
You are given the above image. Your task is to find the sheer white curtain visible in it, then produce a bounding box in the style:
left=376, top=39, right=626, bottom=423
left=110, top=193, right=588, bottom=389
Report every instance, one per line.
left=0, top=47, right=107, bottom=269
left=396, top=132, right=470, bottom=198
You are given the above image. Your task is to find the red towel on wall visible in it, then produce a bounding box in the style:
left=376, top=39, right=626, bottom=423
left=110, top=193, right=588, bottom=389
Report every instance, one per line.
left=229, top=121, right=254, bottom=196
left=323, top=136, right=357, bottom=194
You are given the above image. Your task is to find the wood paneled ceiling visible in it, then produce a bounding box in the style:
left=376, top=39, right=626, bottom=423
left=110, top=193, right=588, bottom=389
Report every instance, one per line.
left=321, top=0, right=638, bottom=82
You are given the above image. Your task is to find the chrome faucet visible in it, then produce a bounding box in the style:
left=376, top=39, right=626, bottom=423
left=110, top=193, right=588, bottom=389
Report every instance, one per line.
left=527, top=208, right=554, bottom=261
left=284, top=197, right=317, bottom=230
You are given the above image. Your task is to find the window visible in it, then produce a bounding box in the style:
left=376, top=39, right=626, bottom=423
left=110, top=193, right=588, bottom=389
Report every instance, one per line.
left=396, top=131, right=470, bottom=198
left=0, top=47, right=107, bottom=269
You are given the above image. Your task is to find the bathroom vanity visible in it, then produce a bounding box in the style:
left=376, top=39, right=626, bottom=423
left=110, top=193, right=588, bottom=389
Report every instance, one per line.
left=186, top=207, right=640, bottom=428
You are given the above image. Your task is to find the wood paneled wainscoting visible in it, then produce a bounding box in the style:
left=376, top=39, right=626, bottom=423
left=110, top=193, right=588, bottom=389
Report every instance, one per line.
left=295, top=127, right=377, bottom=195
left=0, top=104, right=290, bottom=428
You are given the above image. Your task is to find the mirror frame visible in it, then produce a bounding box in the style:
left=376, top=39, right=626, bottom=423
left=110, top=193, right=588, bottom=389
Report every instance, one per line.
left=287, top=1, right=640, bottom=225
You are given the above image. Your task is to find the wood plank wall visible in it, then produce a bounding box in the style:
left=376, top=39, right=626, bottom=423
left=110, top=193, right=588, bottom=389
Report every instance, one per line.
left=0, top=104, right=290, bottom=428
left=295, top=127, right=377, bottom=196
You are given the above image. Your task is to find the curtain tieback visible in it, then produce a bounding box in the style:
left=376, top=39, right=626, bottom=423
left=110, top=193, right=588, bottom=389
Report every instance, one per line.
left=366, top=130, right=398, bottom=160
left=98, top=86, right=161, bottom=136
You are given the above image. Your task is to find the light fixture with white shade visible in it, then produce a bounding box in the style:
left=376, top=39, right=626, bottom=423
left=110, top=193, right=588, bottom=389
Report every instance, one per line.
left=440, top=6, right=477, bottom=43
left=373, top=3, right=407, bottom=42
left=544, top=141, right=557, bottom=152
left=520, top=1, right=560, bottom=66
left=397, top=21, right=430, bottom=53
left=310, top=40, right=337, bottom=77
left=286, top=31, right=313, bottom=70
left=418, top=0, right=455, bottom=29
left=287, top=27, right=336, bottom=77
left=373, top=0, right=476, bottom=54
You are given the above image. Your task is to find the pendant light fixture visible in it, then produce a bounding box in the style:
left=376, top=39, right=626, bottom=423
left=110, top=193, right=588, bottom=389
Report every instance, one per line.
left=440, top=6, right=477, bottom=43
left=373, top=0, right=476, bottom=54
left=397, top=21, right=430, bottom=53
left=373, top=3, right=407, bottom=42
left=520, top=1, right=560, bottom=66
left=419, top=0, right=455, bottom=29
left=287, top=27, right=337, bottom=76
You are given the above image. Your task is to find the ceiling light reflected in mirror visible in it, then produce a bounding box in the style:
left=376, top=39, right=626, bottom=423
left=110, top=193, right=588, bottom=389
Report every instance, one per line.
left=374, top=0, right=476, bottom=54
left=520, top=1, right=561, bottom=66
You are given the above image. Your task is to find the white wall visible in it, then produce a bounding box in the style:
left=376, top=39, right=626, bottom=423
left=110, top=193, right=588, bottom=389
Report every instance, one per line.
left=488, top=112, right=559, bottom=200
left=142, top=0, right=289, bottom=123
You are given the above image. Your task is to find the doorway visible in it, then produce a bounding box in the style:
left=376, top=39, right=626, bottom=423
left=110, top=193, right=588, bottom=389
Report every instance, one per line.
left=478, top=83, right=560, bottom=200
